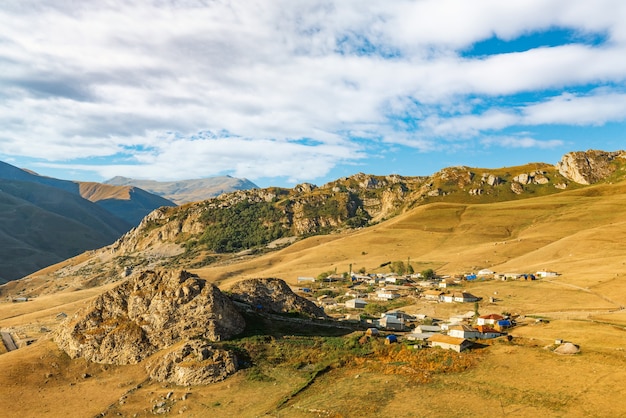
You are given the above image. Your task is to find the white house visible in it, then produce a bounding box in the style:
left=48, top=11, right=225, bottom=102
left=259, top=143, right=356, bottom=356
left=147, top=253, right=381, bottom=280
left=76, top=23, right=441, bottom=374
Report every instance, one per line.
left=376, top=290, right=401, bottom=300
left=442, top=294, right=455, bottom=303
left=453, top=292, right=481, bottom=303
left=448, top=324, right=480, bottom=339
left=477, top=269, right=495, bottom=277
left=536, top=270, right=559, bottom=278
left=415, top=324, right=441, bottom=333
left=297, top=277, right=316, bottom=283
left=423, top=290, right=444, bottom=301
left=378, top=314, right=405, bottom=331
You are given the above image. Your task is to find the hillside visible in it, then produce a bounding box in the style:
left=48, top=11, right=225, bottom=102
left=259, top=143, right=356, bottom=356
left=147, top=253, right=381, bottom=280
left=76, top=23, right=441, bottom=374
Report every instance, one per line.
left=0, top=180, right=130, bottom=283
left=0, top=161, right=176, bottom=282
left=77, top=182, right=176, bottom=225
left=0, top=160, right=176, bottom=225
left=104, top=175, right=259, bottom=204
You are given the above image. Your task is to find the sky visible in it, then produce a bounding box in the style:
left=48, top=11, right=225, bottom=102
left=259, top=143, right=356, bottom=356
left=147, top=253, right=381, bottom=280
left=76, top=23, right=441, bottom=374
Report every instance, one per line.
left=1, top=0, right=625, bottom=188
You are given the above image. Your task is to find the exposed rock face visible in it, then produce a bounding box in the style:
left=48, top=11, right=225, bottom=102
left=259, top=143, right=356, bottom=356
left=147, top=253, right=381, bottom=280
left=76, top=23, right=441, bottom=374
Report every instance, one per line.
left=146, top=341, right=238, bottom=385
left=556, top=150, right=626, bottom=184
left=54, top=269, right=245, bottom=365
left=229, top=278, right=326, bottom=318
left=511, top=182, right=524, bottom=195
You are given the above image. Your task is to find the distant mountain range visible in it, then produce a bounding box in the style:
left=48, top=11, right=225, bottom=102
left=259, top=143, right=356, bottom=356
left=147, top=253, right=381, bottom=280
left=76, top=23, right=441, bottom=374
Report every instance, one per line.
left=0, top=161, right=259, bottom=283
left=104, top=176, right=259, bottom=204
left=0, top=161, right=176, bottom=283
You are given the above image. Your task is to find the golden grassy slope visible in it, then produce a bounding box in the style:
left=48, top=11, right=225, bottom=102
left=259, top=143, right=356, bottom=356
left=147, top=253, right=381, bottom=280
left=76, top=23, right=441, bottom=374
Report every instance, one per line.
left=78, top=182, right=132, bottom=202
left=190, top=180, right=626, bottom=292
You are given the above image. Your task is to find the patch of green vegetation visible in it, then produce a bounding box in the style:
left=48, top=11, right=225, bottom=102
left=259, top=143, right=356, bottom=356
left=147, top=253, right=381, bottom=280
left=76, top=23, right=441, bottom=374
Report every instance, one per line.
left=196, top=200, right=288, bottom=253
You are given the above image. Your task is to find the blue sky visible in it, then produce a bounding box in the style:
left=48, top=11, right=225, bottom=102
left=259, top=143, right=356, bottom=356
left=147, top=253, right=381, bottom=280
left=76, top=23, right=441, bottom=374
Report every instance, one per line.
left=1, top=1, right=625, bottom=188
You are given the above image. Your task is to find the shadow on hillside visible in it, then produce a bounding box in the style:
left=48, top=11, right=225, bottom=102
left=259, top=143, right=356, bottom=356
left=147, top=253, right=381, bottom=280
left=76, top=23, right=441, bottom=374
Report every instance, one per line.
left=238, top=310, right=358, bottom=339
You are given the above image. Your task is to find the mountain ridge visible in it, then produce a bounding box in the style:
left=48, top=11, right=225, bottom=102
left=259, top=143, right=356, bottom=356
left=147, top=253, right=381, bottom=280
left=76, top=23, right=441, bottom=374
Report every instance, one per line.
left=104, top=175, right=259, bottom=204
left=4, top=149, right=623, bottom=294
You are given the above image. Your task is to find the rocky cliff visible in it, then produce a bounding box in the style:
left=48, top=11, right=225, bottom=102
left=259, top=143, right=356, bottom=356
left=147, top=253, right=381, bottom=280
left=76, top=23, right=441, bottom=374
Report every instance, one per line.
left=54, top=269, right=245, bottom=365
left=556, top=150, right=626, bottom=184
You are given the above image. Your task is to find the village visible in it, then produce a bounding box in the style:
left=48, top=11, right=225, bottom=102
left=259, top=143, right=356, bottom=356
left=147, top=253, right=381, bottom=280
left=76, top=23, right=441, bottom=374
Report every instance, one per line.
left=294, top=266, right=564, bottom=353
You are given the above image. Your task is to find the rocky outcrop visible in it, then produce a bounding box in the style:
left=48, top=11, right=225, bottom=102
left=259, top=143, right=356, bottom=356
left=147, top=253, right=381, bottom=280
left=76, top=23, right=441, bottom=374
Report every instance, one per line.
left=54, top=269, right=245, bottom=365
left=146, top=340, right=238, bottom=385
left=556, top=150, right=626, bottom=184
left=229, top=278, right=326, bottom=318
left=513, top=170, right=550, bottom=185
left=481, top=173, right=502, bottom=186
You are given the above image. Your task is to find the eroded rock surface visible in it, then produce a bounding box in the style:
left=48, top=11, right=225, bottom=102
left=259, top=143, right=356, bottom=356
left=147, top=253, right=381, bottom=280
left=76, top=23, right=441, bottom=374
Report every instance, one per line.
left=557, top=150, right=626, bottom=184
left=146, top=340, right=238, bottom=385
left=54, top=269, right=245, bottom=365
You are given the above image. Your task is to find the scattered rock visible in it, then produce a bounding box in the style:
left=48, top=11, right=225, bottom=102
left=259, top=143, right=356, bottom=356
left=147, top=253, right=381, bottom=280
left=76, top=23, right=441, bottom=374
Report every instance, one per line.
left=554, top=342, right=580, bottom=355
left=510, top=182, right=524, bottom=195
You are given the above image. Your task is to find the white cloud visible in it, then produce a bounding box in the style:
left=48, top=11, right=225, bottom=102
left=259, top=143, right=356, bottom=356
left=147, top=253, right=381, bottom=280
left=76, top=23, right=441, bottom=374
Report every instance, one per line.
left=0, top=0, right=625, bottom=182
left=481, top=136, right=564, bottom=149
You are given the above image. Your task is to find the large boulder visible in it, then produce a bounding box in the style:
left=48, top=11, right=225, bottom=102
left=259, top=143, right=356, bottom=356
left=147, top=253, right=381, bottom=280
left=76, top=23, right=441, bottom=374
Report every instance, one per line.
left=54, top=269, right=245, bottom=365
left=229, top=278, right=326, bottom=318
left=146, top=340, right=238, bottom=385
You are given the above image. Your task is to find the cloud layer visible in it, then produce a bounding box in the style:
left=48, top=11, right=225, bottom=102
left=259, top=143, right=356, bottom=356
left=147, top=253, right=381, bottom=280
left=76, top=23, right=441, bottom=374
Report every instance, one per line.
left=1, top=1, right=625, bottom=183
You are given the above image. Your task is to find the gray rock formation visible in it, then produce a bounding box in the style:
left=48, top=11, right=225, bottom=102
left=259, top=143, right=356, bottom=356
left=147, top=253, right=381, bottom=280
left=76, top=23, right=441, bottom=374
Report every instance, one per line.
left=229, top=277, right=326, bottom=318
left=556, top=150, right=626, bottom=184
left=146, top=340, right=238, bottom=385
left=54, top=269, right=245, bottom=365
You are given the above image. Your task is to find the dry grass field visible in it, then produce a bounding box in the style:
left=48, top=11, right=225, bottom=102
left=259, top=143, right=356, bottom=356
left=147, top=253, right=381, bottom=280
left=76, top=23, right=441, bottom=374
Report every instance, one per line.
left=2, top=179, right=626, bottom=416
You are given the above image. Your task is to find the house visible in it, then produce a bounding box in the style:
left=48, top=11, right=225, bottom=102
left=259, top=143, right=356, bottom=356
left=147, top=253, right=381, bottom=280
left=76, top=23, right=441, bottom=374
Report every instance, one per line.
left=423, top=289, right=444, bottom=301
left=448, top=324, right=480, bottom=339
left=442, top=293, right=455, bottom=303
left=428, top=334, right=473, bottom=352
left=536, top=270, right=559, bottom=278
left=345, top=298, right=368, bottom=309
left=406, top=332, right=437, bottom=341
left=415, top=324, right=441, bottom=333
left=376, top=290, right=401, bottom=300
left=384, top=311, right=416, bottom=322
left=476, top=325, right=502, bottom=339
left=378, top=314, right=405, bottom=331
left=477, top=269, right=495, bottom=277
left=297, top=277, right=316, bottom=283
left=477, top=313, right=504, bottom=325
left=453, top=292, right=481, bottom=303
